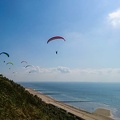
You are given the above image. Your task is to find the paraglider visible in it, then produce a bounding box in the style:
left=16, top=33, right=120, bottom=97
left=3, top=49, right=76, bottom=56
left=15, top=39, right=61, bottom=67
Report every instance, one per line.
left=21, top=61, right=27, bottom=64
left=6, top=62, right=13, bottom=69
left=0, top=52, right=9, bottom=57
left=6, top=62, right=13, bottom=65
left=47, top=36, right=65, bottom=44
left=0, top=52, right=9, bottom=63
left=29, top=70, right=37, bottom=73
left=21, top=61, right=27, bottom=67
left=12, top=72, right=17, bottom=76
left=47, top=36, right=65, bottom=54
left=25, top=65, right=34, bottom=68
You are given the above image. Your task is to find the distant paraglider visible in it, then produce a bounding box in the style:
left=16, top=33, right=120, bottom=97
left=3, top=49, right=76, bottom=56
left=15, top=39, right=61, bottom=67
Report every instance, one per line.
left=47, top=36, right=65, bottom=54
left=6, top=62, right=13, bottom=65
left=12, top=71, right=17, bottom=76
left=0, top=52, right=9, bottom=57
left=21, top=61, right=27, bottom=64
left=0, top=52, right=9, bottom=63
left=6, top=62, right=13, bottom=69
left=25, top=65, right=34, bottom=68
left=21, top=61, right=27, bottom=67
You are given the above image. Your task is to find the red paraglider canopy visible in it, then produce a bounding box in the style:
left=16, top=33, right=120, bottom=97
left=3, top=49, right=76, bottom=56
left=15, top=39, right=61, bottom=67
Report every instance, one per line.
left=47, top=36, right=65, bottom=44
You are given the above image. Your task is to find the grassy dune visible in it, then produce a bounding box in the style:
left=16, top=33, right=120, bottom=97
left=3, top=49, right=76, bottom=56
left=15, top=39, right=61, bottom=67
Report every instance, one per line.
left=0, top=74, right=83, bottom=120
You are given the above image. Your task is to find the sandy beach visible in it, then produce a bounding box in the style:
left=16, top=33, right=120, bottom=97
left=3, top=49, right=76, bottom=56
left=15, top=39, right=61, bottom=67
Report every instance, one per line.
left=26, top=88, right=114, bottom=120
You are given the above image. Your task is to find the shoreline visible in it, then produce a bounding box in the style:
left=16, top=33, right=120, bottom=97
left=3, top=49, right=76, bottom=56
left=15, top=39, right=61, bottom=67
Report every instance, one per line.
left=26, top=88, right=114, bottom=120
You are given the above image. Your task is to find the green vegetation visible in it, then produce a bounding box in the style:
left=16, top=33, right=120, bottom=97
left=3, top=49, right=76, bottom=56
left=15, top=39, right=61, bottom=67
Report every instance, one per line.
left=0, top=74, right=84, bottom=120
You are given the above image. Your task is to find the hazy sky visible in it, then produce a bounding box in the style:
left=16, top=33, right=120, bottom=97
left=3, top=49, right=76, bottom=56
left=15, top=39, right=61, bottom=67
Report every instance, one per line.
left=1, top=0, right=120, bottom=82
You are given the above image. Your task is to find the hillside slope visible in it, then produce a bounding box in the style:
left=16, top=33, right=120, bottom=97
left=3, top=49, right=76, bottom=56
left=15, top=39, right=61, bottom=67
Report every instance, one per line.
left=0, top=75, right=83, bottom=120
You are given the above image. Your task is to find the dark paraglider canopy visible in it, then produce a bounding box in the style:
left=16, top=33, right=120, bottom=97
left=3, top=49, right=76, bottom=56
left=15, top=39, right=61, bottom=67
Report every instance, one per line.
left=0, top=52, right=9, bottom=57
left=21, top=61, right=27, bottom=64
left=25, top=65, right=34, bottom=68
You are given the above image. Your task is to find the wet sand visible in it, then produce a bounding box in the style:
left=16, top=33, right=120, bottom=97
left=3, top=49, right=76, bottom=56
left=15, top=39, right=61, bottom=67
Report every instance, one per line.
left=26, top=88, right=114, bottom=120
left=93, top=108, right=111, bottom=117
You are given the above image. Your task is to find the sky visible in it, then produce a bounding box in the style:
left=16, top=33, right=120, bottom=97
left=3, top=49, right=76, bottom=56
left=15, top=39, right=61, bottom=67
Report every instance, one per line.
left=1, top=0, right=120, bottom=82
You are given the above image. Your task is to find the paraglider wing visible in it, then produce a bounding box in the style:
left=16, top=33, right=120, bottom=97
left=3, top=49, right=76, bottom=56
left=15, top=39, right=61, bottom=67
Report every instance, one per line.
left=29, top=70, right=37, bottom=73
left=0, top=52, right=9, bottom=57
left=6, top=62, right=13, bottom=69
left=25, top=65, right=34, bottom=68
left=47, top=36, right=65, bottom=44
left=6, top=62, right=13, bottom=65
left=21, top=61, right=27, bottom=64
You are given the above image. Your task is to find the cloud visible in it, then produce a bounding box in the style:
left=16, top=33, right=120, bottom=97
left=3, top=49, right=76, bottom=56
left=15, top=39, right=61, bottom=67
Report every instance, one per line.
left=108, top=9, right=120, bottom=27
left=35, top=66, right=71, bottom=74
left=8, top=66, right=120, bottom=82
left=24, top=67, right=120, bottom=76
left=77, top=68, right=120, bottom=75
left=56, top=66, right=71, bottom=73
left=68, top=68, right=120, bottom=82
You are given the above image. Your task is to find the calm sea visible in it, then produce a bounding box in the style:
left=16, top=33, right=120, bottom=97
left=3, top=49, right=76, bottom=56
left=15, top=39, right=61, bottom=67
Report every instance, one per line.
left=19, top=82, right=120, bottom=120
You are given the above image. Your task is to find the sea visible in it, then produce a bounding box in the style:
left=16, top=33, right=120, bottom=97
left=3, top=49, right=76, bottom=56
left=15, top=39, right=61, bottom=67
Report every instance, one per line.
left=19, top=82, right=120, bottom=120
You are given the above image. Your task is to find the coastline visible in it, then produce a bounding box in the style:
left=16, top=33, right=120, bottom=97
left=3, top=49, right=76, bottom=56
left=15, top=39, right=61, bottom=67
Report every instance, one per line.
left=26, top=88, right=114, bottom=120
